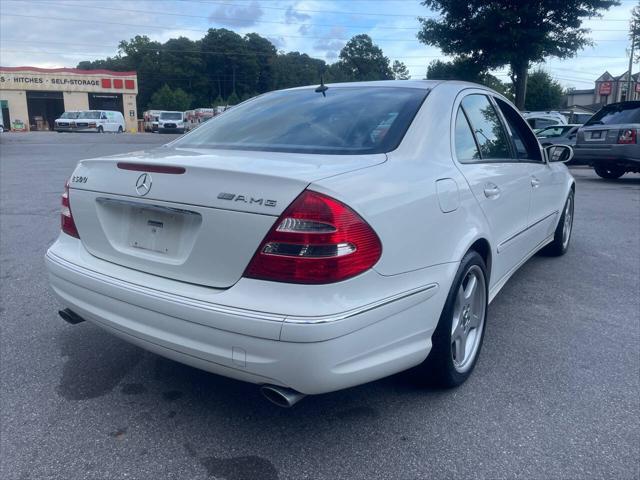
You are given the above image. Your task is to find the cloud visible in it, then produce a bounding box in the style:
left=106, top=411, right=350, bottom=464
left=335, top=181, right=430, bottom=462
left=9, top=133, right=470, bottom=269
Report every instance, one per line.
left=312, top=27, right=347, bottom=61
left=285, top=6, right=311, bottom=23
left=209, top=1, right=264, bottom=28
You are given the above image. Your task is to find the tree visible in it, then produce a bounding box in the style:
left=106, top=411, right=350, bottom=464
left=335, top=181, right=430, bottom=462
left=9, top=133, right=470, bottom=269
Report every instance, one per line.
left=418, top=0, right=619, bottom=109
left=392, top=60, right=411, bottom=80
left=335, top=34, right=394, bottom=81
left=426, top=58, right=510, bottom=96
left=524, top=69, right=564, bottom=110
left=149, top=84, right=193, bottom=111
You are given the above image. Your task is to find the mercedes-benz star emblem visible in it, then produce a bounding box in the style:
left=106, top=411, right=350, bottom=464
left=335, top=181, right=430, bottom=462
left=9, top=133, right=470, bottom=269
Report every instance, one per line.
left=135, top=173, right=152, bottom=196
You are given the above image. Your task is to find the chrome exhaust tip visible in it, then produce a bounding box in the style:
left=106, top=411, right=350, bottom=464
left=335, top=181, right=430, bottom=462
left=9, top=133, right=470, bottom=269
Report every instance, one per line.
left=58, top=308, right=85, bottom=325
left=260, top=385, right=306, bottom=408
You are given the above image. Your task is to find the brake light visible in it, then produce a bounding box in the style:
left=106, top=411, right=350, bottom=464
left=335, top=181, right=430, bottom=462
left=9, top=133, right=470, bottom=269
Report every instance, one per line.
left=61, top=180, right=80, bottom=238
left=244, top=190, right=382, bottom=284
left=618, top=129, right=637, bottom=144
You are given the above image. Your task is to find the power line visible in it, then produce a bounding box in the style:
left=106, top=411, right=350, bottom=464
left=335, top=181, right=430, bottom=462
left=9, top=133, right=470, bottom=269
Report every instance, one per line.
left=6, top=0, right=632, bottom=33
left=0, top=13, right=630, bottom=43
left=1, top=41, right=630, bottom=61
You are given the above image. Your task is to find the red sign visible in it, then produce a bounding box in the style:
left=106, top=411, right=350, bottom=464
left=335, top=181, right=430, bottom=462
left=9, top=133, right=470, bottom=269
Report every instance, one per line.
left=599, top=81, right=612, bottom=96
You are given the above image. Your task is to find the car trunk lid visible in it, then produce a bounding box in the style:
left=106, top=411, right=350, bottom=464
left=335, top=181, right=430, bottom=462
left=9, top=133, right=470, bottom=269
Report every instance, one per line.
left=67, top=147, right=385, bottom=288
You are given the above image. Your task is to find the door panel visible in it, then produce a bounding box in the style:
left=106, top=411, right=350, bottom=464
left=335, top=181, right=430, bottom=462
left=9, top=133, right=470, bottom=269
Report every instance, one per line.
left=459, top=163, right=531, bottom=283
left=454, top=95, right=532, bottom=286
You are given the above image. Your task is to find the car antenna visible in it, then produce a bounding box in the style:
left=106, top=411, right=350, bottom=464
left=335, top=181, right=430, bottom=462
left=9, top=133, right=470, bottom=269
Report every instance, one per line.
left=315, top=75, right=328, bottom=97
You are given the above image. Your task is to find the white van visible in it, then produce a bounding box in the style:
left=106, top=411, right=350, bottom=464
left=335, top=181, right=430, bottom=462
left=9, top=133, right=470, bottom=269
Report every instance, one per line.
left=54, top=111, right=81, bottom=132
left=158, top=111, right=186, bottom=133
left=74, top=110, right=126, bottom=133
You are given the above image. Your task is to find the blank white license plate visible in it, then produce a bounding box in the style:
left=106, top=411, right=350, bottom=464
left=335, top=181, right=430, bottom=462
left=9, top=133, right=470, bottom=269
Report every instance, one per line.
left=128, top=208, right=185, bottom=254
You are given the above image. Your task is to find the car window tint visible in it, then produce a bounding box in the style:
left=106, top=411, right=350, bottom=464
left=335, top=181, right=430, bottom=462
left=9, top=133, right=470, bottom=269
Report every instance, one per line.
left=584, top=102, right=640, bottom=125
left=495, top=98, right=542, bottom=162
left=460, top=95, right=511, bottom=160
left=175, top=87, right=428, bottom=155
left=454, top=107, right=481, bottom=162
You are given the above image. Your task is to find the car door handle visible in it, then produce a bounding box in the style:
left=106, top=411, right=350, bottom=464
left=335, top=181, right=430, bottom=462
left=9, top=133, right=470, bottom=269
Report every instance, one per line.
left=531, top=176, right=541, bottom=188
left=483, top=183, right=500, bottom=198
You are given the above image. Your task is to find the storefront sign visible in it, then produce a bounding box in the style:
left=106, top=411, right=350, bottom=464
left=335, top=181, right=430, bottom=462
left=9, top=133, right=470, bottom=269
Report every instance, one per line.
left=599, top=81, right=612, bottom=96
left=0, top=69, right=136, bottom=94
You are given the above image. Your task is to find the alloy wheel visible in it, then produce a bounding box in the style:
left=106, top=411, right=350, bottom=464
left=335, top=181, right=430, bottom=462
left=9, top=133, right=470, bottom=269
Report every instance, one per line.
left=451, top=265, right=487, bottom=373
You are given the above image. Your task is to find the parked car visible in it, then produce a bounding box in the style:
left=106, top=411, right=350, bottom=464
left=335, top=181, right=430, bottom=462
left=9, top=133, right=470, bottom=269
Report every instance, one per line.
left=54, top=111, right=81, bottom=132
left=46, top=81, right=575, bottom=407
left=523, top=111, right=568, bottom=131
left=158, top=111, right=186, bottom=133
left=574, top=101, right=640, bottom=179
left=74, top=110, right=125, bottom=133
left=536, top=124, right=581, bottom=146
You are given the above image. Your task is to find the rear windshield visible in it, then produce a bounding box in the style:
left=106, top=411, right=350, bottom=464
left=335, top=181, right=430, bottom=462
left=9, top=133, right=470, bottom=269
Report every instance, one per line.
left=585, top=102, right=640, bottom=125
left=161, top=112, right=183, bottom=120
left=174, top=87, right=428, bottom=154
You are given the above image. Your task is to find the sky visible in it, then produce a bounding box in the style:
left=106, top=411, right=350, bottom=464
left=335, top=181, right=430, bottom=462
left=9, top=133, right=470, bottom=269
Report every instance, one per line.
left=0, top=0, right=637, bottom=90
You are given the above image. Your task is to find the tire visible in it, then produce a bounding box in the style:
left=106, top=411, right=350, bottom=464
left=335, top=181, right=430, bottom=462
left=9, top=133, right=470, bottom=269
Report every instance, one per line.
left=414, top=250, right=488, bottom=388
left=118, top=126, right=123, bottom=133
left=97, top=126, right=104, bottom=134
left=594, top=166, right=624, bottom=179
left=540, top=190, right=574, bottom=257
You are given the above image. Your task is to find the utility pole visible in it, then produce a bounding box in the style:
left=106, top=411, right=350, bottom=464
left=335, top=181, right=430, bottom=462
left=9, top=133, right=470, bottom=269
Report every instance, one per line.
left=627, top=31, right=635, bottom=101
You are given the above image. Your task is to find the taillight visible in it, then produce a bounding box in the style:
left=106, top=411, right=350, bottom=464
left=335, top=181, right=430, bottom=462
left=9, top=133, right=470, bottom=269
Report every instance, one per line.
left=61, top=180, right=80, bottom=238
left=244, top=190, right=382, bottom=284
left=618, top=129, right=637, bottom=144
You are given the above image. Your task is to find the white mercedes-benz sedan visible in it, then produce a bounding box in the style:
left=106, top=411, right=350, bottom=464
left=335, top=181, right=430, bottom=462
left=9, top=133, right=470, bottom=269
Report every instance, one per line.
left=46, top=81, right=575, bottom=407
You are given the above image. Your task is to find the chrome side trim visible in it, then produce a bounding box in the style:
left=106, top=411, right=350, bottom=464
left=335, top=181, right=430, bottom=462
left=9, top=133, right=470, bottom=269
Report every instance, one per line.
left=47, top=251, right=437, bottom=325
left=284, top=283, right=439, bottom=324
left=497, top=211, right=558, bottom=253
left=96, top=197, right=200, bottom=216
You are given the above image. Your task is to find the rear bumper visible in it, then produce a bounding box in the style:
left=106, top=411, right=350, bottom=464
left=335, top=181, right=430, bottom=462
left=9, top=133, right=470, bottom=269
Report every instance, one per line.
left=45, top=237, right=453, bottom=394
left=574, top=144, right=640, bottom=168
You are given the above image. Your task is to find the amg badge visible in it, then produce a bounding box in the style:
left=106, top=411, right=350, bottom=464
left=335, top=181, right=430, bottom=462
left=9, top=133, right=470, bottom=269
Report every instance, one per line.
left=217, top=192, right=277, bottom=207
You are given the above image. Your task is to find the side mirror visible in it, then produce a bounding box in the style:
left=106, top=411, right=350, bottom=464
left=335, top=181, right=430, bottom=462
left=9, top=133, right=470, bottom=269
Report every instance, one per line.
left=544, top=144, right=574, bottom=163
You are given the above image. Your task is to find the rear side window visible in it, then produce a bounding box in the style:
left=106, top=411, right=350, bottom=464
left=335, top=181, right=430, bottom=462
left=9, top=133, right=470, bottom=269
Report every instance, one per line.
left=174, top=87, right=428, bottom=155
left=585, top=102, right=640, bottom=125
left=495, top=99, right=542, bottom=162
left=454, top=108, right=481, bottom=161
left=460, top=95, right=511, bottom=160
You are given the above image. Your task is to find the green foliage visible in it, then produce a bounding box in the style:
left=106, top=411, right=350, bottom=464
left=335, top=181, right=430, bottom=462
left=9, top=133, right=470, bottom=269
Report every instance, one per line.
left=335, top=34, right=394, bottom=81
left=226, top=91, right=240, bottom=106
left=418, top=0, right=620, bottom=108
left=524, top=70, right=565, bottom=111
left=426, top=58, right=510, bottom=96
left=78, top=30, right=402, bottom=113
left=148, top=84, right=193, bottom=111
left=392, top=60, right=411, bottom=80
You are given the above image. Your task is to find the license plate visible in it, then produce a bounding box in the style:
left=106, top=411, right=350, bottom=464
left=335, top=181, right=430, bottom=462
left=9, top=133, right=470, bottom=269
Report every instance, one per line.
left=129, top=208, right=183, bottom=254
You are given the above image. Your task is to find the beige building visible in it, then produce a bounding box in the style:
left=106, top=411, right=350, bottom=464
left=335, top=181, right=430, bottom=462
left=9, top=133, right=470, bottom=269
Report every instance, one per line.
left=0, top=66, right=138, bottom=132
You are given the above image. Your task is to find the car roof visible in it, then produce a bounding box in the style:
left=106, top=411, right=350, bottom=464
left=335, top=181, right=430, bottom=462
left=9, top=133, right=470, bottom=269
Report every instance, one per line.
left=280, top=79, right=503, bottom=93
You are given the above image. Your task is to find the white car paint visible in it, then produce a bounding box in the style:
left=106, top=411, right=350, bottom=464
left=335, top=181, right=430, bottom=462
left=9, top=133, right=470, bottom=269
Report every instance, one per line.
left=46, top=80, right=574, bottom=398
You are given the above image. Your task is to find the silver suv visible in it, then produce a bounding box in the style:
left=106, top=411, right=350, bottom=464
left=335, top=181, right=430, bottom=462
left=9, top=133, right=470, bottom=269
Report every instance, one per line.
left=574, top=101, right=640, bottom=179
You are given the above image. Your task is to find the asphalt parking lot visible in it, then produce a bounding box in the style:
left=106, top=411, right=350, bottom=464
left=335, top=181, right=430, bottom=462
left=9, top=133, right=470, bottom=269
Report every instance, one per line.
left=1, top=132, right=638, bottom=480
